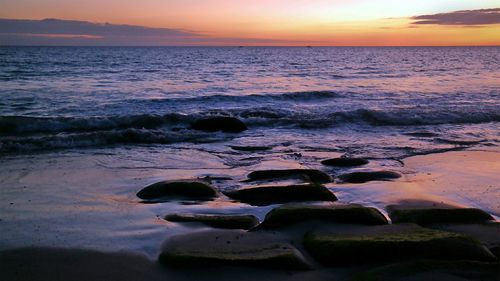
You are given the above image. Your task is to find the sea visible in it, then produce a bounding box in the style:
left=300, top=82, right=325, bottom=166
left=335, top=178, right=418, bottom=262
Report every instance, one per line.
left=1, top=46, right=499, bottom=157
left=0, top=46, right=499, bottom=255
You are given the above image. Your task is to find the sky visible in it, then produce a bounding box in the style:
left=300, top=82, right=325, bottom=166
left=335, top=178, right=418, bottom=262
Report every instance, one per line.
left=0, top=0, right=499, bottom=46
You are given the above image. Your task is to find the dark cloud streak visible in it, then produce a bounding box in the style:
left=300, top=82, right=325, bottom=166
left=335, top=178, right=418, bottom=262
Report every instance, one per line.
left=412, top=8, right=500, bottom=26
left=0, top=18, right=198, bottom=37
left=0, top=18, right=313, bottom=46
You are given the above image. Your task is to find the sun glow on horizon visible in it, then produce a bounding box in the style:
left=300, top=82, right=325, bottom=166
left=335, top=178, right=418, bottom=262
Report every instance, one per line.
left=0, top=0, right=499, bottom=46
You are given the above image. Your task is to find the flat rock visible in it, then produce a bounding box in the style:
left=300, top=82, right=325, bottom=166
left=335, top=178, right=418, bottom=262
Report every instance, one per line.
left=246, top=169, right=333, bottom=183
left=304, top=224, right=496, bottom=265
left=159, top=230, right=311, bottom=270
left=321, top=157, right=369, bottom=167
left=338, top=171, right=401, bottom=183
left=426, top=223, right=500, bottom=257
left=136, top=180, right=217, bottom=200
left=230, top=145, right=272, bottom=152
left=224, top=183, right=337, bottom=206
left=257, top=204, right=388, bottom=229
left=387, top=206, right=494, bottom=225
left=164, top=213, right=259, bottom=229
left=191, top=117, right=247, bottom=133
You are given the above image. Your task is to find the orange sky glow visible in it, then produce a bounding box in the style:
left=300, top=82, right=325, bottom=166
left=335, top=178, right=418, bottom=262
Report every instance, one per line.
left=0, top=0, right=499, bottom=46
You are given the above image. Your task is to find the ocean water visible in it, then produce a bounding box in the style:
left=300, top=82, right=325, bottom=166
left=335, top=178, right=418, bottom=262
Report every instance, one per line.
left=1, top=46, right=499, bottom=158
left=1, top=46, right=500, bottom=256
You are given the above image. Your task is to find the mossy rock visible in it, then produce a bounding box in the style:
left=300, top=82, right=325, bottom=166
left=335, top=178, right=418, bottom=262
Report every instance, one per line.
left=191, top=117, right=247, bottom=133
left=388, top=207, right=494, bottom=225
left=164, top=213, right=259, bottom=229
left=159, top=230, right=311, bottom=270
left=304, top=224, right=496, bottom=266
left=246, top=169, right=333, bottom=183
left=348, top=260, right=500, bottom=281
left=338, top=171, right=401, bottom=183
left=426, top=223, right=500, bottom=256
left=224, top=183, right=337, bottom=206
left=257, top=204, right=388, bottom=229
left=136, top=180, right=217, bottom=200
left=321, top=157, right=369, bottom=167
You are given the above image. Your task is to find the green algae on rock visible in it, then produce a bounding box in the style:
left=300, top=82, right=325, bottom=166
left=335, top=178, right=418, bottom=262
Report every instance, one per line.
left=257, top=204, right=388, bottom=229
left=159, top=230, right=311, bottom=270
left=137, top=180, right=217, bottom=200
left=387, top=207, right=494, bottom=225
left=246, top=169, right=333, bottom=183
left=427, top=223, right=500, bottom=259
left=224, top=183, right=337, bottom=206
left=304, top=224, right=496, bottom=265
left=164, top=213, right=259, bottom=230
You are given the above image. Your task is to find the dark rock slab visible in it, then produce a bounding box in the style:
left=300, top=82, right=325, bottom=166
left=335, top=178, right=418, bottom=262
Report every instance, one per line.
left=164, top=213, right=259, bottom=229
left=230, top=145, right=272, bottom=152
left=224, top=183, right=337, bottom=206
left=490, top=246, right=500, bottom=258
left=191, top=117, right=247, bottom=133
left=321, top=157, right=369, bottom=167
left=348, top=260, right=500, bottom=281
left=304, top=224, right=496, bottom=265
left=257, top=204, right=388, bottom=229
left=246, top=169, right=333, bottom=183
left=338, top=171, right=401, bottom=183
left=137, top=180, right=217, bottom=200
left=426, top=223, right=500, bottom=258
left=387, top=207, right=494, bottom=225
left=159, top=230, right=311, bottom=270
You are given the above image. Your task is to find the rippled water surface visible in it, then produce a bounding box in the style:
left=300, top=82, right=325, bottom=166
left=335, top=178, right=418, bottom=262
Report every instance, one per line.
left=0, top=46, right=499, bottom=157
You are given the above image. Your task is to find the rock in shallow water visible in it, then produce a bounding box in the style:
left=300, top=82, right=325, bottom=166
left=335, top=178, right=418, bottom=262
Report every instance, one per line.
left=304, top=224, right=496, bottom=265
left=387, top=207, right=494, bottom=225
left=338, top=171, right=401, bottom=183
left=230, top=145, right=272, bottom=152
left=246, top=169, right=333, bottom=183
left=321, top=157, right=369, bottom=167
left=164, top=213, right=259, bottom=229
left=159, top=230, right=311, bottom=270
left=256, top=204, right=388, bottom=229
left=426, top=223, right=500, bottom=258
left=136, top=180, right=217, bottom=200
left=191, top=117, right=248, bottom=133
left=224, top=183, right=337, bottom=206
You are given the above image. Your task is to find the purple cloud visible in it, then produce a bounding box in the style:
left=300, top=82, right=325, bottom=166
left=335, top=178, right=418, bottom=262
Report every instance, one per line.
left=0, top=18, right=198, bottom=37
left=0, top=18, right=316, bottom=46
left=412, top=8, right=500, bottom=26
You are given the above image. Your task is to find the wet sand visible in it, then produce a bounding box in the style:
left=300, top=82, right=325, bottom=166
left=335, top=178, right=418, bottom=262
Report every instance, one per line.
left=0, top=149, right=499, bottom=280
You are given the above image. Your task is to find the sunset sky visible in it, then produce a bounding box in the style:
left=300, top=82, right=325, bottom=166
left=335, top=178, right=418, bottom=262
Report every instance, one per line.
left=1, top=0, right=499, bottom=46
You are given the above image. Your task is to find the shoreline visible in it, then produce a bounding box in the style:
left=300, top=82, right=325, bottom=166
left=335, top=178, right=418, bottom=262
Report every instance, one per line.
left=0, top=149, right=499, bottom=280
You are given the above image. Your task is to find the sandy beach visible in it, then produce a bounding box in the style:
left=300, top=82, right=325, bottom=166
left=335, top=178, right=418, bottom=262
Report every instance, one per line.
left=1, top=149, right=498, bottom=281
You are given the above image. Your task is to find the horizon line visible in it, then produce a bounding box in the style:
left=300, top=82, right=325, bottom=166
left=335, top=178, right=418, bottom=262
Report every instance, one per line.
left=2, top=45, right=500, bottom=47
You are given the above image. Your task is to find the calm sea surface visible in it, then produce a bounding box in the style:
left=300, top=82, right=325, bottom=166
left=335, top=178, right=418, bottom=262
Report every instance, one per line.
left=0, top=46, right=499, bottom=157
